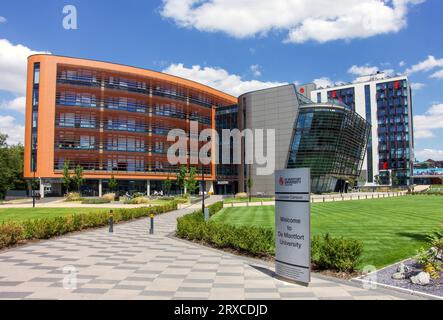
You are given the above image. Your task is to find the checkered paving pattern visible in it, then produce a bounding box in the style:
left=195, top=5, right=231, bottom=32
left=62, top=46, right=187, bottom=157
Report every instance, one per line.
left=0, top=202, right=412, bottom=300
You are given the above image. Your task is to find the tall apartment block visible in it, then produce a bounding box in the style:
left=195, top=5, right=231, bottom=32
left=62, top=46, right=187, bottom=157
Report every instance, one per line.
left=309, top=73, right=415, bottom=186
left=24, top=55, right=236, bottom=196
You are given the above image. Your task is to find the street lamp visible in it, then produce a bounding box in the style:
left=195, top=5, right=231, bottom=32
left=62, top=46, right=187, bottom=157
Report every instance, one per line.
left=32, top=169, right=36, bottom=208
left=201, top=164, right=205, bottom=212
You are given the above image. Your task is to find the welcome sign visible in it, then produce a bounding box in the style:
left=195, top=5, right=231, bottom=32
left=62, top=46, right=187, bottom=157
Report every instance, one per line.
left=275, top=168, right=311, bottom=285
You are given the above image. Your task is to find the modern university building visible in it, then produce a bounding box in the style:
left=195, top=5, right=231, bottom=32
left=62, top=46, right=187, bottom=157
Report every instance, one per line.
left=24, top=55, right=236, bottom=197
left=24, top=55, right=411, bottom=196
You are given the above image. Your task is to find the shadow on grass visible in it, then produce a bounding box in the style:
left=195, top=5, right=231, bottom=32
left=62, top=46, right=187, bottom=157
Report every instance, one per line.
left=396, top=232, right=429, bottom=243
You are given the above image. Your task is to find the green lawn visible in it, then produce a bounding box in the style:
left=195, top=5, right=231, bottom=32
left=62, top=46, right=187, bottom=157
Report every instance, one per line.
left=211, top=196, right=443, bottom=269
left=0, top=208, right=108, bottom=223
left=223, top=197, right=275, bottom=204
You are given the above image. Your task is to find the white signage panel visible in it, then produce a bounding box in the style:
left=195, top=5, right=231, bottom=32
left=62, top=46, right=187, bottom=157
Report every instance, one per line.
left=275, top=168, right=311, bottom=285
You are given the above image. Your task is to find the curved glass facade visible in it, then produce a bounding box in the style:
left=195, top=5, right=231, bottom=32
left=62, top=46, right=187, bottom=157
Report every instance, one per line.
left=287, top=105, right=370, bottom=193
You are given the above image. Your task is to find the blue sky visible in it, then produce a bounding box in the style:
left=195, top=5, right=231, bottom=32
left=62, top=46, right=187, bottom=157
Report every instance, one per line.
left=0, top=0, right=442, bottom=160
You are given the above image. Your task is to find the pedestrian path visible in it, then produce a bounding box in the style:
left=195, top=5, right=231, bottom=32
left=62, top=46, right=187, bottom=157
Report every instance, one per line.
left=0, top=201, right=415, bottom=300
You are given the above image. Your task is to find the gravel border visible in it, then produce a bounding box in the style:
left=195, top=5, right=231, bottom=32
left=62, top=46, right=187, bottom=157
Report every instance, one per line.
left=357, top=258, right=442, bottom=299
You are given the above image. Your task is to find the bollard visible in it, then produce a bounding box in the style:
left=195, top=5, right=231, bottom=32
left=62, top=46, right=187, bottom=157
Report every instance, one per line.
left=108, top=210, right=114, bottom=233
left=149, top=213, right=154, bottom=234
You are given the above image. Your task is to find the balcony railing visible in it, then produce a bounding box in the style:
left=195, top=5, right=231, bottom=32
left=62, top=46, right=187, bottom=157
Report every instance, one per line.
left=53, top=159, right=212, bottom=175
left=57, top=75, right=101, bottom=87
left=57, top=76, right=217, bottom=109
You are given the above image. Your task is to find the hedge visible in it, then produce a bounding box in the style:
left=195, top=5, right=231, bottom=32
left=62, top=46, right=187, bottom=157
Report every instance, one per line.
left=0, top=201, right=178, bottom=250
left=176, top=201, right=363, bottom=272
left=311, top=234, right=363, bottom=272
left=81, top=198, right=111, bottom=204
left=177, top=201, right=274, bottom=256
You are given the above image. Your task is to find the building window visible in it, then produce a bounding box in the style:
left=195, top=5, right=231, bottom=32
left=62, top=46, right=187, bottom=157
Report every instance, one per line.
left=317, top=92, right=321, bottom=103
left=365, top=85, right=373, bottom=183
left=30, top=62, right=40, bottom=172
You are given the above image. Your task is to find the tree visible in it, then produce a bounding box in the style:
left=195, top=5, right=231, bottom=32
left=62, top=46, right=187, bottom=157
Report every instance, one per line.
left=109, top=175, right=118, bottom=192
left=176, top=165, right=187, bottom=194
left=391, top=172, right=400, bottom=187
left=186, top=167, right=198, bottom=195
left=164, top=175, right=172, bottom=196
left=374, top=175, right=382, bottom=186
left=247, top=176, right=253, bottom=202
left=0, top=134, right=26, bottom=200
left=62, top=161, right=72, bottom=194
left=71, top=165, right=85, bottom=193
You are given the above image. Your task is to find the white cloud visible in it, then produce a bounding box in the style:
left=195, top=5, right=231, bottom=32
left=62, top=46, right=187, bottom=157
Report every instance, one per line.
left=0, top=39, right=50, bottom=95
left=430, top=69, right=443, bottom=79
left=415, top=149, right=443, bottom=161
left=162, top=63, right=287, bottom=96
left=414, top=103, right=443, bottom=139
left=348, top=64, right=395, bottom=77
left=0, top=16, right=6, bottom=23
left=0, top=96, right=26, bottom=114
left=410, top=82, right=425, bottom=90
left=0, top=115, right=25, bottom=145
left=249, top=64, right=262, bottom=77
left=313, top=77, right=334, bottom=89
left=399, top=61, right=406, bottom=67
left=427, top=104, right=443, bottom=115
left=160, top=0, right=424, bottom=43
left=405, top=55, right=443, bottom=75
left=348, top=65, right=379, bottom=76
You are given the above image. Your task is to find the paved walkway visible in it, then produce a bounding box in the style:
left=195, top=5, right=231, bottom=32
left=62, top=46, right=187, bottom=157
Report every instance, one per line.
left=0, top=201, right=414, bottom=300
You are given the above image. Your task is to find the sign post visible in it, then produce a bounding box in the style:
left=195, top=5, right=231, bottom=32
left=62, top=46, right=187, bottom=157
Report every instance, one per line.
left=275, top=168, right=311, bottom=285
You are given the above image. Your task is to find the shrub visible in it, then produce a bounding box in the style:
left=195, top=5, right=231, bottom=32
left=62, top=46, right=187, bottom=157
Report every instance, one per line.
left=0, top=222, right=24, bottom=247
left=177, top=204, right=363, bottom=273
left=158, top=196, right=176, bottom=201
left=175, top=197, right=190, bottom=204
left=124, top=197, right=149, bottom=205
left=81, top=198, right=111, bottom=204
left=65, top=192, right=83, bottom=202
left=132, top=192, right=145, bottom=198
left=0, top=202, right=178, bottom=250
left=102, top=193, right=116, bottom=202
left=176, top=202, right=275, bottom=256
left=208, top=201, right=223, bottom=216
left=312, top=234, right=363, bottom=272
left=235, top=192, right=248, bottom=199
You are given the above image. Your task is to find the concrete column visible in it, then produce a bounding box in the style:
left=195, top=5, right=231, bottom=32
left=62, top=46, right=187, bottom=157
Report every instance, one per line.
left=98, top=179, right=103, bottom=198
left=146, top=180, right=151, bottom=196
left=39, top=179, right=45, bottom=199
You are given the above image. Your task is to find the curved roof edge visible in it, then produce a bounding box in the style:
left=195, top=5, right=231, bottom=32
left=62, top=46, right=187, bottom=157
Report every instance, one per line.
left=299, top=103, right=370, bottom=125
left=28, top=54, right=237, bottom=103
